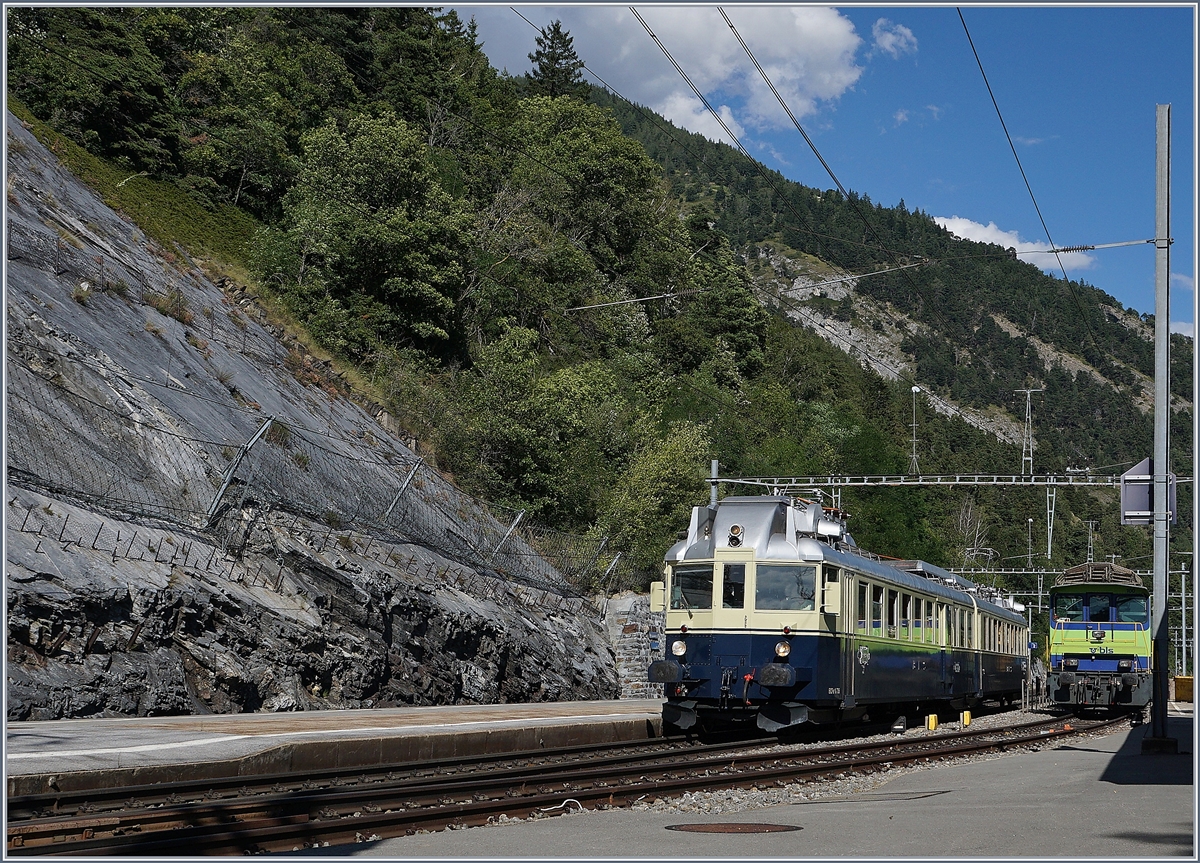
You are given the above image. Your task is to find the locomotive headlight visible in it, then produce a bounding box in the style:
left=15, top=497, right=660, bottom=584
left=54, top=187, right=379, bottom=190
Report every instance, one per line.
left=1063, top=658, right=1079, bottom=669
left=671, top=640, right=687, bottom=657
left=728, top=524, right=744, bottom=547
left=1117, top=659, right=1134, bottom=671
left=774, top=641, right=791, bottom=658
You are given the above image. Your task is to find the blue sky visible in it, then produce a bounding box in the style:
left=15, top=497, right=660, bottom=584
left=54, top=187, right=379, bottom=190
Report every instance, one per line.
left=455, top=4, right=1196, bottom=335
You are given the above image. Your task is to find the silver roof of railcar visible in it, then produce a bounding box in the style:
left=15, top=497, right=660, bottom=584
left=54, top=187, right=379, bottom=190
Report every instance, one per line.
left=665, top=495, right=1026, bottom=625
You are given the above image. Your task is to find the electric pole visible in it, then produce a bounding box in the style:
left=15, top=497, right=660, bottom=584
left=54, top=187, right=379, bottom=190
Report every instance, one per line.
left=1144, top=103, right=1175, bottom=752
left=909, top=386, right=921, bottom=475
left=1016, top=389, right=1043, bottom=476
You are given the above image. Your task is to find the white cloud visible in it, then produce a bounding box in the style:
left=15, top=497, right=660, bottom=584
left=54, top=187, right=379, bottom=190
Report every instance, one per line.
left=657, top=92, right=745, bottom=145
left=872, top=18, right=917, bottom=59
left=1171, top=272, right=1194, bottom=292
left=926, top=104, right=943, bottom=120
left=894, top=108, right=910, bottom=125
left=460, top=6, right=865, bottom=140
left=1170, top=321, right=1193, bottom=338
left=1013, top=136, right=1045, bottom=146
left=933, top=216, right=1097, bottom=273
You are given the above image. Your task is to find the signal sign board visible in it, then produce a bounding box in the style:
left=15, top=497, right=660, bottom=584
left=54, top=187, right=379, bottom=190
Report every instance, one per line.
left=1120, top=457, right=1176, bottom=526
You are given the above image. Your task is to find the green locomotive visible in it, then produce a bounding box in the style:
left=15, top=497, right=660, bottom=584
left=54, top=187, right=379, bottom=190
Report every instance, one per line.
left=1048, top=562, right=1152, bottom=712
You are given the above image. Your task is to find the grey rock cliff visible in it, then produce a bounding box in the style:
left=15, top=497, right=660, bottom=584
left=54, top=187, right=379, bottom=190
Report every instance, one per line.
left=5, top=111, right=619, bottom=719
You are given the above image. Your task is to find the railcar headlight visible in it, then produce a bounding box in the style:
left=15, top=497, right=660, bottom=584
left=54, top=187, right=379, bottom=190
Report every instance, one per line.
left=775, top=641, right=791, bottom=658
left=1117, top=659, right=1134, bottom=671
left=1063, top=658, right=1079, bottom=669
left=728, top=524, right=743, bottom=547
left=671, top=640, right=687, bottom=657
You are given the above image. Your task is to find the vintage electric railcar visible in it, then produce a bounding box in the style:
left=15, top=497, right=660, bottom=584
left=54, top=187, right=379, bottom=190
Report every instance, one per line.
left=648, top=494, right=1029, bottom=732
left=1047, top=562, right=1152, bottom=712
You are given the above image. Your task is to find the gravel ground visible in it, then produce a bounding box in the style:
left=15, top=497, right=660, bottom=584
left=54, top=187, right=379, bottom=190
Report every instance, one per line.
left=481, top=708, right=1128, bottom=828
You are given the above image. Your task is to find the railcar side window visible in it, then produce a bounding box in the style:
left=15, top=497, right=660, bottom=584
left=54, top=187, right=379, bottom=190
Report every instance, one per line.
left=965, top=612, right=973, bottom=649
left=857, top=583, right=868, bottom=633
left=1087, top=594, right=1111, bottom=623
left=721, top=564, right=746, bottom=609
left=871, top=586, right=884, bottom=635
left=1053, top=593, right=1083, bottom=621
left=755, top=564, right=816, bottom=610
left=886, top=589, right=898, bottom=637
left=927, top=604, right=937, bottom=644
left=1115, top=595, right=1148, bottom=624
left=901, top=594, right=912, bottom=639
left=671, top=564, right=714, bottom=610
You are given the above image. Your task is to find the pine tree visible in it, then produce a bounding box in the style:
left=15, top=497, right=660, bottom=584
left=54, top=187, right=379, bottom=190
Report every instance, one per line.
left=525, top=20, right=587, bottom=98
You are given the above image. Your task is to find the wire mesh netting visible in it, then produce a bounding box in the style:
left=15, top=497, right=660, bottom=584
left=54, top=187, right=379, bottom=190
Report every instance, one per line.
left=6, top=340, right=637, bottom=598
left=6, top=216, right=651, bottom=596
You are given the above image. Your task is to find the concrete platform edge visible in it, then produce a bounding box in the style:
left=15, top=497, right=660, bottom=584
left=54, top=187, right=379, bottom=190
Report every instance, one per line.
left=8, top=716, right=662, bottom=796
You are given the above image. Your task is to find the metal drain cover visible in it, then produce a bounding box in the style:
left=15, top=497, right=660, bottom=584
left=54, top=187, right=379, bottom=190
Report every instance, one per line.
left=665, top=823, right=801, bottom=834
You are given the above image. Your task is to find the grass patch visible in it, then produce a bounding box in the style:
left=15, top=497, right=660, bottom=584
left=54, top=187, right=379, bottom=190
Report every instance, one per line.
left=145, top=286, right=194, bottom=325
left=265, top=422, right=292, bottom=447
left=8, top=95, right=260, bottom=272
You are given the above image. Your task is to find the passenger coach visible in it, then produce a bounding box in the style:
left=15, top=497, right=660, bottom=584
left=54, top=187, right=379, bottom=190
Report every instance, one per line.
left=648, top=494, right=1029, bottom=732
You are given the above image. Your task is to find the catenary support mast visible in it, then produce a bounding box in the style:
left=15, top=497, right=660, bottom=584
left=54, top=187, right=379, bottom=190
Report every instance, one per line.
left=1145, top=103, right=1175, bottom=751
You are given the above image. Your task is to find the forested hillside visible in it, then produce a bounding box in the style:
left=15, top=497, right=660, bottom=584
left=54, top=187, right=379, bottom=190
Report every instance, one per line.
left=7, top=6, right=1191, bottom=590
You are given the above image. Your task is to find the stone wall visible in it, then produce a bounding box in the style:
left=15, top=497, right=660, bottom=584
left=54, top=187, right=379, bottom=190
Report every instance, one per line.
left=601, top=592, right=665, bottom=699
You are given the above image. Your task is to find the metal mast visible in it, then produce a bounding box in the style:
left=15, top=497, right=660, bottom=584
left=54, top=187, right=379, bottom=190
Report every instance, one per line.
left=1145, top=103, right=1175, bottom=751
left=909, top=386, right=921, bottom=475
left=1015, top=388, right=1043, bottom=476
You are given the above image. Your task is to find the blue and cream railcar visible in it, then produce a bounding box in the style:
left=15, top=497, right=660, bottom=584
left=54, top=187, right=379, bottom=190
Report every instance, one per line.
left=1048, top=562, right=1152, bottom=711
left=648, top=495, right=1029, bottom=732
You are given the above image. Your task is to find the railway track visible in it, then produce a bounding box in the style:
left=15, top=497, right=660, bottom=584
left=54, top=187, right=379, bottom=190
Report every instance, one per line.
left=7, top=714, right=1126, bottom=855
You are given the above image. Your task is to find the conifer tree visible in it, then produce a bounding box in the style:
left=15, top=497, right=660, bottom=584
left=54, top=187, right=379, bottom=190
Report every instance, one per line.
left=525, top=20, right=587, bottom=98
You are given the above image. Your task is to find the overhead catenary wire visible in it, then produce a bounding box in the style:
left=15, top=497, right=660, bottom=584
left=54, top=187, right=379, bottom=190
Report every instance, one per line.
left=628, top=6, right=932, bottom=276
left=715, top=7, right=955, bottom=337
left=416, top=18, right=1015, bottom=446
left=955, top=7, right=1097, bottom=350
left=510, top=7, right=899, bottom=258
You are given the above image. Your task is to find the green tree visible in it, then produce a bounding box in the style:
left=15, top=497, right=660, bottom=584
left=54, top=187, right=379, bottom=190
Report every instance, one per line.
left=253, top=111, right=469, bottom=361
left=525, top=20, right=587, bottom=99
left=7, top=7, right=182, bottom=174
left=593, top=421, right=713, bottom=575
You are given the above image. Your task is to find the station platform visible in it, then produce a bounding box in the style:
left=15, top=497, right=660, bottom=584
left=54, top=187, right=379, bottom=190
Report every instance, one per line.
left=295, top=707, right=1193, bottom=858
left=5, top=699, right=665, bottom=797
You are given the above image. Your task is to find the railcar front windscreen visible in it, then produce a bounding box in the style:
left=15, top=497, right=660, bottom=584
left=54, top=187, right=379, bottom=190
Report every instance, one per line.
left=672, top=564, right=714, bottom=609
left=755, top=564, right=816, bottom=610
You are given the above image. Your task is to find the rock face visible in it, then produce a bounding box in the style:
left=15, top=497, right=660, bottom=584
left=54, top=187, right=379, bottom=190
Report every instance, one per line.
left=5, top=111, right=620, bottom=719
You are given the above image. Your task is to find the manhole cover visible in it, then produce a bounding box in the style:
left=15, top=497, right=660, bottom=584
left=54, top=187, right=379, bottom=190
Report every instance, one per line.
left=665, top=823, right=801, bottom=834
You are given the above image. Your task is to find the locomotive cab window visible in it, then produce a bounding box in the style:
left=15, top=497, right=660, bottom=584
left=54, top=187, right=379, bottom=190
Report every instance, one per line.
left=1053, top=594, right=1083, bottom=622
left=1115, top=595, right=1148, bottom=624
left=721, top=564, right=746, bottom=609
left=671, top=564, right=714, bottom=610
left=755, top=564, right=815, bottom=611
left=1087, top=593, right=1111, bottom=623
